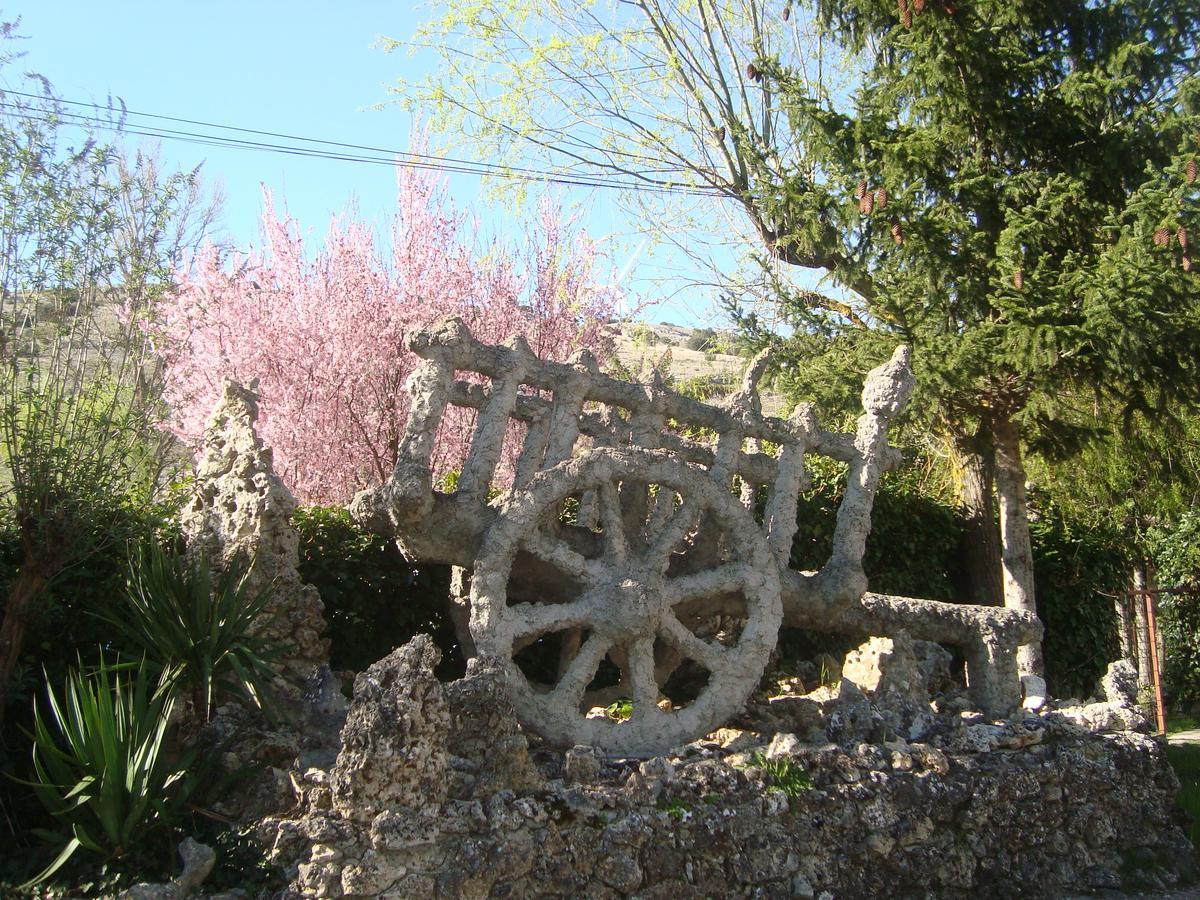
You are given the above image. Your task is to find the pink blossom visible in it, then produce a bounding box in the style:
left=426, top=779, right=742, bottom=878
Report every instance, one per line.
left=155, top=166, right=619, bottom=504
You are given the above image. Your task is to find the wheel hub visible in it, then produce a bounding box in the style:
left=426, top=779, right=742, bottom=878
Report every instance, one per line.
left=606, top=575, right=661, bottom=639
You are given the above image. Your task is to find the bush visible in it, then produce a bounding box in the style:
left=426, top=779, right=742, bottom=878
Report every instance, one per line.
left=292, top=507, right=462, bottom=678
left=95, top=543, right=283, bottom=721
left=1030, top=501, right=1125, bottom=698
left=22, top=654, right=198, bottom=887
left=1150, top=510, right=1200, bottom=707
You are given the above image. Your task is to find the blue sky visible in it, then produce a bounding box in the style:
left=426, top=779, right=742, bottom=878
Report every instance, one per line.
left=4, top=2, right=733, bottom=325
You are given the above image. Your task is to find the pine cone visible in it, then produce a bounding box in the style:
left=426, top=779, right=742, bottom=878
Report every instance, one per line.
left=1179, top=226, right=1189, bottom=251
left=1184, top=253, right=1193, bottom=273
left=902, top=6, right=913, bottom=27
left=860, top=193, right=875, bottom=215
left=746, top=62, right=762, bottom=82
left=783, top=2, right=792, bottom=21
left=891, top=221, right=904, bottom=244
left=875, top=187, right=888, bottom=209
left=714, top=125, right=726, bottom=142
left=1013, top=268, right=1024, bottom=290
left=1187, top=159, right=1198, bottom=184
left=1154, top=227, right=1171, bottom=247
left=913, top=0, right=926, bottom=12
left=856, top=178, right=868, bottom=200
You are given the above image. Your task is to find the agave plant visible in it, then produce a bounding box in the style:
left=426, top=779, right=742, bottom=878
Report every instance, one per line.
left=97, top=542, right=282, bottom=721
left=22, top=654, right=195, bottom=887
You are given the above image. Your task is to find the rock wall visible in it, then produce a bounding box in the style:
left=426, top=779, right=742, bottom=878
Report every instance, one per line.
left=260, top=636, right=1195, bottom=899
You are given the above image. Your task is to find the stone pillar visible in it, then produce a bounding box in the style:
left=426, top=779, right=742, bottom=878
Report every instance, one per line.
left=181, top=378, right=330, bottom=686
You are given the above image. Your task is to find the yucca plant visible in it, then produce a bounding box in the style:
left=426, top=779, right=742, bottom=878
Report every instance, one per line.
left=22, top=654, right=195, bottom=887
left=96, top=543, right=282, bottom=721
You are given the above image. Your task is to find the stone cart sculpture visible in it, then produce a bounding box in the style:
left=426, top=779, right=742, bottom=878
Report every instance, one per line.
left=350, top=318, right=1041, bottom=757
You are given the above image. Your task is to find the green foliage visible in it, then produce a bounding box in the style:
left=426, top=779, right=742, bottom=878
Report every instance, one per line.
left=656, top=795, right=690, bottom=820
left=292, top=506, right=461, bottom=677
left=1166, top=742, right=1200, bottom=847
left=22, top=654, right=197, bottom=887
left=789, top=458, right=965, bottom=602
left=1149, top=511, right=1200, bottom=707
left=94, top=544, right=282, bottom=721
left=1029, top=500, right=1126, bottom=697
left=604, top=697, right=633, bottom=722
left=748, top=752, right=813, bottom=798
left=0, top=21, right=214, bottom=722
left=0, top=499, right=181, bottom=713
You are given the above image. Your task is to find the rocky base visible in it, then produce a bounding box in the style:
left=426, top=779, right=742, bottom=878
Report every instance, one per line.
left=257, top=637, right=1196, bottom=899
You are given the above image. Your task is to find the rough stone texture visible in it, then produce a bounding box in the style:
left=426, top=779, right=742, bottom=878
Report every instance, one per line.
left=842, top=631, right=927, bottom=703
left=330, top=635, right=449, bottom=822
left=181, top=378, right=329, bottom=683
left=118, top=838, right=215, bottom=899
left=260, top=635, right=1196, bottom=900
left=181, top=380, right=344, bottom=822
left=1053, top=659, right=1150, bottom=734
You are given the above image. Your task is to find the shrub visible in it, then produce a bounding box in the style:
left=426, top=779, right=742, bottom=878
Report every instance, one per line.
left=94, top=543, right=282, bottom=721
left=292, top=506, right=460, bottom=677
left=1030, top=501, right=1125, bottom=698
left=22, top=654, right=197, bottom=887
left=1150, top=510, right=1200, bottom=707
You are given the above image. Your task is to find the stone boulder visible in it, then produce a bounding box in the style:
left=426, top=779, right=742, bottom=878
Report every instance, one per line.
left=1054, top=659, right=1149, bottom=734
left=330, top=635, right=449, bottom=822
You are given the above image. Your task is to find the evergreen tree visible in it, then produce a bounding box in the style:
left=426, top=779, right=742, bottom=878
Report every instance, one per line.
left=736, top=0, right=1200, bottom=672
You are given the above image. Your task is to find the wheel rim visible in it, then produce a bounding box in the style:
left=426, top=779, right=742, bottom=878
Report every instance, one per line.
left=469, top=446, right=782, bottom=758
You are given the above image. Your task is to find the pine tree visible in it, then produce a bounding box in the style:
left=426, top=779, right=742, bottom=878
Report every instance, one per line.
left=742, top=0, right=1200, bottom=673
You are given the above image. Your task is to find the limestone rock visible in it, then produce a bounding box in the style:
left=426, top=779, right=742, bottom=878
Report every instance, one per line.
left=257, top=644, right=1195, bottom=900
left=330, top=635, right=449, bottom=822
left=1100, top=658, right=1140, bottom=707
left=181, top=378, right=330, bottom=683
left=1021, top=674, right=1048, bottom=712
left=912, top=639, right=954, bottom=696
left=1055, top=699, right=1147, bottom=733
left=842, top=632, right=927, bottom=704
left=118, top=838, right=215, bottom=899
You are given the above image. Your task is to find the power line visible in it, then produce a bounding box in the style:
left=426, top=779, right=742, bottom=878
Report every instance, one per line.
left=0, top=90, right=725, bottom=199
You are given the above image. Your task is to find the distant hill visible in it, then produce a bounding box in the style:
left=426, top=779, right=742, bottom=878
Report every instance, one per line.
left=606, top=321, right=783, bottom=415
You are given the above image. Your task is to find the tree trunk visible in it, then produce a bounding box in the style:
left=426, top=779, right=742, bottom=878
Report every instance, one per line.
left=0, top=563, right=49, bottom=734
left=991, top=414, right=1043, bottom=676
left=1133, top=563, right=1153, bottom=692
left=958, top=444, right=1004, bottom=607
left=1114, top=587, right=1134, bottom=661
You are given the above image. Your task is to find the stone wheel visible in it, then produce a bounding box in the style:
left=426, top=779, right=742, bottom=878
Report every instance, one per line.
left=469, top=446, right=782, bottom=758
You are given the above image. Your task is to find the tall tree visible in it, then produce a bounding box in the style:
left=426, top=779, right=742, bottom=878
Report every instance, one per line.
left=401, top=1, right=1200, bottom=674
left=155, top=168, right=619, bottom=505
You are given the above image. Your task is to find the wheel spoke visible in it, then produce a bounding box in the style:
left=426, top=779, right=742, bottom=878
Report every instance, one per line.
left=523, top=530, right=606, bottom=584
left=624, top=636, right=659, bottom=720
left=664, top=564, right=753, bottom=605
left=509, top=597, right=596, bottom=641
left=649, top=500, right=698, bottom=567
left=658, top=612, right=728, bottom=673
left=644, top=487, right=676, bottom=544
left=597, top=482, right=628, bottom=565
left=552, top=633, right=612, bottom=709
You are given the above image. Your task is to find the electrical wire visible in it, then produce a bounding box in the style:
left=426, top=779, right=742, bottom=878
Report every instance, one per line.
left=0, top=89, right=726, bottom=198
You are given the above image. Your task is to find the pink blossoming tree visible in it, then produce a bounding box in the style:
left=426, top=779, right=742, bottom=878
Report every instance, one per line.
left=156, top=168, right=619, bottom=504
